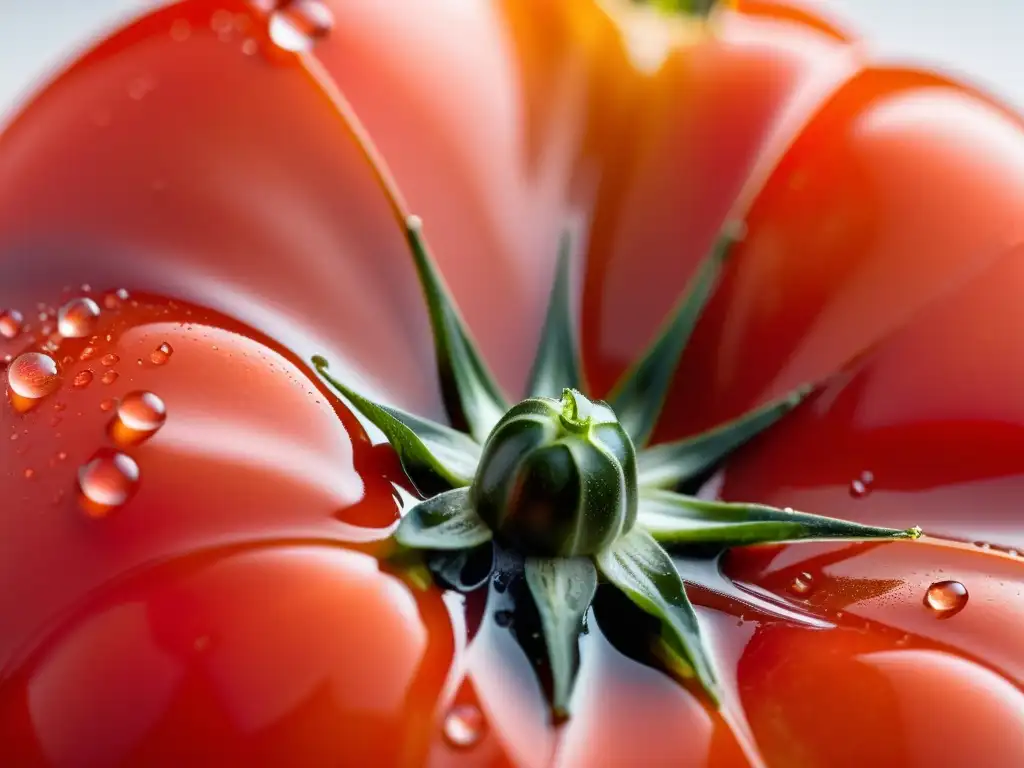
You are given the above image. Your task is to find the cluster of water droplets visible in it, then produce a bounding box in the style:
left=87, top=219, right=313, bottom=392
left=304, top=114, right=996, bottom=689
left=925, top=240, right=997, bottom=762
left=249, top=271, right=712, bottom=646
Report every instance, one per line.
left=3, top=290, right=171, bottom=517
left=167, top=2, right=334, bottom=59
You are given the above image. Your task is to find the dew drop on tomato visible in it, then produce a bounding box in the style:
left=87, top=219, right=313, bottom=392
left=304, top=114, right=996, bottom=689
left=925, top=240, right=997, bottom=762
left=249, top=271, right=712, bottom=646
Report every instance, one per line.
left=110, top=390, right=166, bottom=446
left=101, top=370, right=119, bottom=385
left=56, top=297, right=101, bottom=339
left=102, top=289, right=130, bottom=311
left=72, top=370, right=94, bottom=389
left=77, top=449, right=140, bottom=517
left=101, top=353, right=119, bottom=367
left=443, top=703, right=486, bottom=749
left=788, top=572, right=815, bottom=597
left=149, top=342, right=173, bottom=365
left=0, top=309, right=23, bottom=339
left=849, top=470, right=874, bottom=498
left=924, top=580, right=969, bottom=617
left=7, top=353, right=60, bottom=399
left=267, top=0, right=333, bottom=53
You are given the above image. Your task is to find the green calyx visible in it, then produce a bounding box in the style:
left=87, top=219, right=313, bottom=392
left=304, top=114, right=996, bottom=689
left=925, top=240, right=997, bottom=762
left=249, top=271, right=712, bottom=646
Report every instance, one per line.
left=628, top=0, right=720, bottom=18
left=313, top=215, right=923, bottom=721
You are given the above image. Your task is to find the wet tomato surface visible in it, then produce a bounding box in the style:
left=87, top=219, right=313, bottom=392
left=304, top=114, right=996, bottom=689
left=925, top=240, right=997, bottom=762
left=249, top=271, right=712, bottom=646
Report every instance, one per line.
left=1, top=0, right=1023, bottom=766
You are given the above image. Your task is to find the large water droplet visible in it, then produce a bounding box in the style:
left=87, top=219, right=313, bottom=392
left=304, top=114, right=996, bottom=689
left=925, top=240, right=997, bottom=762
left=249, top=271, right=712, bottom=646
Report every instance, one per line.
left=150, top=342, right=173, bottom=365
left=443, top=703, right=485, bottom=749
left=0, top=309, right=24, bottom=339
left=788, top=572, right=815, bottom=597
left=268, top=0, right=333, bottom=52
left=57, top=297, right=101, bottom=338
left=111, top=391, right=167, bottom=446
left=924, top=580, right=968, bottom=618
left=7, top=353, right=60, bottom=399
left=78, top=450, right=140, bottom=517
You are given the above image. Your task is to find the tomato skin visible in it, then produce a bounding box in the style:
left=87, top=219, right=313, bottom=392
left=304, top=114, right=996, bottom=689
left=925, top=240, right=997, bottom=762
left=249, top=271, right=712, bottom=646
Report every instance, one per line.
left=316, top=0, right=863, bottom=399
left=0, top=545, right=455, bottom=766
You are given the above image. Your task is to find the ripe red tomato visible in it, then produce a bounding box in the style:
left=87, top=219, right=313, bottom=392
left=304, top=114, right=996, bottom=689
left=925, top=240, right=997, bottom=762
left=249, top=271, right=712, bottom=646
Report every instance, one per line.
left=1, top=0, right=1023, bottom=766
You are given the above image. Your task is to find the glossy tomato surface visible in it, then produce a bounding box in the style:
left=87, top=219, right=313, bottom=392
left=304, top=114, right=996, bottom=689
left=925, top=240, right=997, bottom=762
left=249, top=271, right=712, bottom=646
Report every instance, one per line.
left=1, top=0, right=1023, bottom=766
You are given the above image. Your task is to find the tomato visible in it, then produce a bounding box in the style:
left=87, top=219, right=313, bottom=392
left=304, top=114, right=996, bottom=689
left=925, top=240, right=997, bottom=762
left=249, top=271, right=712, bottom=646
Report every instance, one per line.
left=1, top=0, right=1023, bottom=766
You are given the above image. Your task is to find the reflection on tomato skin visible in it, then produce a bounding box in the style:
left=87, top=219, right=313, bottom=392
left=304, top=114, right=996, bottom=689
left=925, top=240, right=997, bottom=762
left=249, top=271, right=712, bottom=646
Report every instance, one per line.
left=0, top=545, right=455, bottom=766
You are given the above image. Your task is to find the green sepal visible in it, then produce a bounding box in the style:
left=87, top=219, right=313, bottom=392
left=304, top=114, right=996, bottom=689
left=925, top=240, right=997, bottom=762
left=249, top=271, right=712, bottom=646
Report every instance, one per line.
left=527, top=232, right=583, bottom=399
left=524, top=557, right=598, bottom=719
left=596, top=529, right=718, bottom=702
left=314, top=357, right=481, bottom=497
left=647, top=0, right=717, bottom=17
left=394, top=487, right=493, bottom=550
left=636, top=385, right=813, bottom=489
left=405, top=216, right=508, bottom=442
left=428, top=545, right=495, bottom=592
left=639, top=489, right=923, bottom=548
left=607, top=226, right=739, bottom=447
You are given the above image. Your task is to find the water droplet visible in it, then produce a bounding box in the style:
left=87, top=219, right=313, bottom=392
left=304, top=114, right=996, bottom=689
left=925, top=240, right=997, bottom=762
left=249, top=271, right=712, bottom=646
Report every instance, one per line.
left=101, top=353, right=120, bottom=367
left=56, top=297, right=101, bottom=338
left=443, top=704, right=485, bottom=749
left=849, top=470, right=874, bottom=498
left=150, top=342, right=173, bottom=365
left=77, top=450, right=140, bottom=517
left=128, top=76, right=156, bottom=101
left=924, top=580, right=968, bottom=618
left=80, top=346, right=97, bottom=362
left=102, top=289, right=130, bottom=310
left=241, top=37, right=258, bottom=55
left=23, top=468, right=35, bottom=480
left=268, top=0, right=333, bottom=52
left=111, top=390, right=167, bottom=445
left=170, top=19, right=191, bottom=42
left=100, top=398, right=116, bottom=412
left=73, top=370, right=94, bottom=389
left=494, top=610, right=514, bottom=628
left=7, top=353, right=60, bottom=399
left=56, top=451, right=67, bottom=462
left=0, top=309, right=23, bottom=339
left=788, top=572, right=814, bottom=596
left=101, top=370, right=119, bottom=385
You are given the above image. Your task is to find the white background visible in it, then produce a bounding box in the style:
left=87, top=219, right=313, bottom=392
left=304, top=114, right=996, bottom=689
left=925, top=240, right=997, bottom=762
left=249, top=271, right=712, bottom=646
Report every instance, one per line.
left=0, top=1, right=1022, bottom=116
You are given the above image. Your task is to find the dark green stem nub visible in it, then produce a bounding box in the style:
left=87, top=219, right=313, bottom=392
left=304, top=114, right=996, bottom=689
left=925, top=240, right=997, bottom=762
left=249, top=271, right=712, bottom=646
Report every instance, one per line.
left=472, top=395, right=639, bottom=558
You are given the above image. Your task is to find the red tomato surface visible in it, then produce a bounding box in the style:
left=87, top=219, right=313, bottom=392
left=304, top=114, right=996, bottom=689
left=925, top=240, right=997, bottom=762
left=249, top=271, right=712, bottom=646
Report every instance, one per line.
left=1, top=0, right=1023, bottom=766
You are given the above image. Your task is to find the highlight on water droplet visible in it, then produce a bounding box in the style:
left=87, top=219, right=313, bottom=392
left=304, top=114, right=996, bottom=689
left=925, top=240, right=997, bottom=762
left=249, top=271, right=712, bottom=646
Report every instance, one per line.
left=849, top=470, right=874, bottom=498
left=923, top=580, right=968, bottom=618
left=110, top=390, right=167, bottom=446
left=788, top=572, right=814, bottom=597
left=7, top=352, right=61, bottom=400
left=443, top=703, right=486, bottom=750
left=73, top=370, right=94, bottom=389
left=268, top=0, right=334, bottom=52
left=0, top=309, right=24, bottom=339
left=77, top=449, right=140, bottom=517
left=150, top=342, right=174, bottom=365
left=56, top=297, right=101, bottom=338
